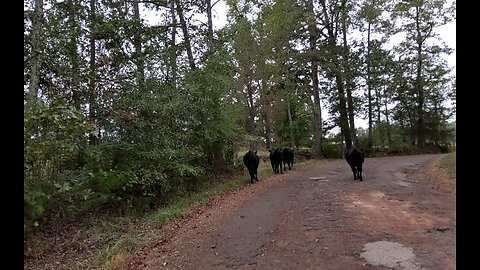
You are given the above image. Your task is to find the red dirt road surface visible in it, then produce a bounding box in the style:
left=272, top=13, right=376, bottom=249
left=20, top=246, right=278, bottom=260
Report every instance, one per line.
left=125, top=154, right=455, bottom=270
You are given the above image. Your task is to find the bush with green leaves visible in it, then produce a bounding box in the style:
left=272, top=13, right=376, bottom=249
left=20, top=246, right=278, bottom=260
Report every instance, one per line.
left=24, top=99, right=94, bottom=238
left=321, top=142, right=343, bottom=158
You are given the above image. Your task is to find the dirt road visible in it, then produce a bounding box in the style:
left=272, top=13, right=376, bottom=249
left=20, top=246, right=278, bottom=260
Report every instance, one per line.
left=127, top=154, right=455, bottom=270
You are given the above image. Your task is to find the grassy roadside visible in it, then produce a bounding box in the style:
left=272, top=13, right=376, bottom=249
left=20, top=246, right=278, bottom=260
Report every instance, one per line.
left=71, top=158, right=325, bottom=269
left=437, top=151, right=456, bottom=180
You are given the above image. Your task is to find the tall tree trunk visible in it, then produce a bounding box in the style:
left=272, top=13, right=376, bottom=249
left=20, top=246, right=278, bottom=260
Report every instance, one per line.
left=414, top=5, right=432, bottom=148
left=28, top=0, right=44, bottom=107
left=307, top=0, right=323, bottom=157
left=433, top=101, right=439, bottom=146
left=210, top=142, right=226, bottom=172
left=68, top=0, right=85, bottom=161
left=409, top=110, right=416, bottom=146
left=286, top=100, right=294, bottom=148
left=68, top=0, right=81, bottom=110
left=88, top=0, right=98, bottom=145
left=206, top=0, right=214, bottom=57
left=376, top=85, right=381, bottom=125
left=374, top=76, right=382, bottom=147
left=262, top=109, right=272, bottom=150
left=319, top=0, right=352, bottom=150
left=175, top=0, right=196, bottom=70
left=415, top=7, right=424, bottom=148
left=341, top=0, right=358, bottom=147
left=375, top=85, right=384, bottom=146
left=334, top=73, right=352, bottom=150
left=366, top=15, right=373, bottom=149
left=246, top=81, right=256, bottom=150
left=204, top=0, right=226, bottom=169
left=399, top=97, right=415, bottom=146
left=170, top=0, right=177, bottom=88
left=261, top=80, right=272, bottom=149
left=133, top=0, right=145, bottom=91
left=384, top=92, right=392, bottom=146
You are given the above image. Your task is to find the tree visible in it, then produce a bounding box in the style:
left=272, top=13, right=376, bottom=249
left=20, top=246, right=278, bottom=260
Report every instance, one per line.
left=340, top=0, right=360, bottom=147
left=392, top=0, right=455, bottom=148
left=175, top=0, right=196, bottom=70
left=317, top=0, right=353, bottom=149
left=305, top=0, right=324, bottom=156
left=357, top=0, right=391, bottom=149
left=88, top=0, right=98, bottom=144
left=133, top=0, right=146, bottom=91
left=227, top=1, right=261, bottom=149
left=27, top=0, right=44, bottom=107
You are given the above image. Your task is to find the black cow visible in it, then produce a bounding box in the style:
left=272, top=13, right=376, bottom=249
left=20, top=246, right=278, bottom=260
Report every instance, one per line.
left=269, top=148, right=283, bottom=174
left=345, top=147, right=365, bottom=181
left=282, top=147, right=294, bottom=170
left=243, top=150, right=260, bottom=184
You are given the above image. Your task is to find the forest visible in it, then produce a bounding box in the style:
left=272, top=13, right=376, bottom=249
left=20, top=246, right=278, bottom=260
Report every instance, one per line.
left=24, top=0, right=456, bottom=247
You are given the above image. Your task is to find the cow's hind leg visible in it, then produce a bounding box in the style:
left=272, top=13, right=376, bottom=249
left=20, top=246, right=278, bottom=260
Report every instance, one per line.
left=350, top=165, right=357, bottom=180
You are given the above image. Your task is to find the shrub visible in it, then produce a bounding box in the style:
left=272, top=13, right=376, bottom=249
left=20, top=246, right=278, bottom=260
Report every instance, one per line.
left=322, top=142, right=343, bottom=158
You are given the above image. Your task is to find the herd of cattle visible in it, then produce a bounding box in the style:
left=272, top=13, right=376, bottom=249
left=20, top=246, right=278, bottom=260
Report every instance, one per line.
left=242, top=147, right=365, bottom=184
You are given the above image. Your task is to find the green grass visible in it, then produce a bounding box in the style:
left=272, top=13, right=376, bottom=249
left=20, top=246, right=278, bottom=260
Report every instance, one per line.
left=150, top=158, right=284, bottom=224
left=155, top=205, right=184, bottom=224
left=71, top=158, right=325, bottom=269
left=94, top=237, right=139, bottom=269
left=438, top=151, right=456, bottom=179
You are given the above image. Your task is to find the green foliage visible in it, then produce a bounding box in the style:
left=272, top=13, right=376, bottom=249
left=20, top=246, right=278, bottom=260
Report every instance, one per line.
left=356, top=120, right=455, bottom=157
left=24, top=43, right=246, bottom=241
left=321, top=142, right=343, bottom=159
left=277, top=98, right=314, bottom=148
left=24, top=99, right=94, bottom=237
left=182, top=55, right=243, bottom=147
